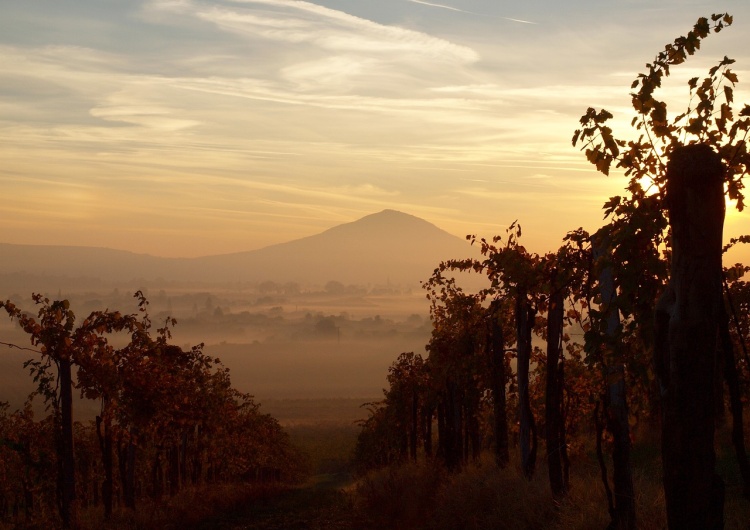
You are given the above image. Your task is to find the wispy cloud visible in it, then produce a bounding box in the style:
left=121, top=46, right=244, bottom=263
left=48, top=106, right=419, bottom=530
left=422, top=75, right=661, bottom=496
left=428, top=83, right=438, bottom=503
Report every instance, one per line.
left=3, top=0, right=749, bottom=257
left=160, top=0, right=480, bottom=62
left=407, top=0, right=468, bottom=14
left=406, top=0, right=536, bottom=24
left=501, top=16, right=536, bottom=25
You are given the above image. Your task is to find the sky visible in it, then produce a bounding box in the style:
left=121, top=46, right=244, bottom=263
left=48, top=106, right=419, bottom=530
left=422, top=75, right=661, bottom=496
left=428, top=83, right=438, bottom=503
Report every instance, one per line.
left=2, top=0, right=750, bottom=259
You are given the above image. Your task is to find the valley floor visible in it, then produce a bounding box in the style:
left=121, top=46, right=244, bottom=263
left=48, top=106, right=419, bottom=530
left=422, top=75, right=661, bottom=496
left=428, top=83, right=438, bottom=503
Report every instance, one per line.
left=187, top=474, right=374, bottom=530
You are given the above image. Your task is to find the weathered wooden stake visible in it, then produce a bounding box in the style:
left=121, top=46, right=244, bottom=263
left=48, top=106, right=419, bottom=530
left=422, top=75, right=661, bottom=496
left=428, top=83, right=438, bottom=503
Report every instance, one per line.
left=60, top=356, right=79, bottom=529
left=655, top=143, right=725, bottom=530
left=489, top=300, right=509, bottom=467
left=593, top=230, right=636, bottom=530
left=545, top=283, right=568, bottom=498
left=516, top=291, right=537, bottom=478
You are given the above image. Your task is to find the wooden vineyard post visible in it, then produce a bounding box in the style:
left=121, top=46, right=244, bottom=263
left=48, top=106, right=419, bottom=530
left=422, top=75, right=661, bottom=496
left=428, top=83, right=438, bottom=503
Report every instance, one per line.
left=593, top=230, right=636, bottom=529
left=655, top=143, right=726, bottom=529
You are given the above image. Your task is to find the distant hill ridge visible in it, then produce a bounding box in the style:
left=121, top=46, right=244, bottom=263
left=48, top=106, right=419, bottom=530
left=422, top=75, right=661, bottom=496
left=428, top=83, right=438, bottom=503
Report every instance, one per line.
left=0, top=210, right=476, bottom=286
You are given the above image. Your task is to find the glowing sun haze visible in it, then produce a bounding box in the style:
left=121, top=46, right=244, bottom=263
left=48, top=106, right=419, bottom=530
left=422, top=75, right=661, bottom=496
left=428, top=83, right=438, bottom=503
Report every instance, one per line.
left=1, top=0, right=749, bottom=259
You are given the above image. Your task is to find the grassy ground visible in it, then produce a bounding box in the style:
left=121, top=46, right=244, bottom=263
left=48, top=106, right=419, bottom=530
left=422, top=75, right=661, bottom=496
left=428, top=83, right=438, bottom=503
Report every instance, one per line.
left=2, top=420, right=365, bottom=530
left=353, top=429, right=750, bottom=530
left=6, top=420, right=750, bottom=529
left=186, top=474, right=373, bottom=530
left=32, top=475, right=367, bottom=530
left=286, top=423, right=361, bottom=476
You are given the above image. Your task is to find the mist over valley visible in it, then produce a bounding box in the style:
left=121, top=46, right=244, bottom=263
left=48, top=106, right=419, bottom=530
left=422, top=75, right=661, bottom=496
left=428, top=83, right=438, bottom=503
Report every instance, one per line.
left=0, top=210, right=482, bottom=421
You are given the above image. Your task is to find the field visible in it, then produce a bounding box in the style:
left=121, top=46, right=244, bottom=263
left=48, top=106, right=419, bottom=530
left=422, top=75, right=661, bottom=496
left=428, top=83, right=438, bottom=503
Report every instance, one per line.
left=46, top=419, right=749, bottom=530
left=0, top=285, right=431, bottom=409
left=2, top=285, right=750, bottom=529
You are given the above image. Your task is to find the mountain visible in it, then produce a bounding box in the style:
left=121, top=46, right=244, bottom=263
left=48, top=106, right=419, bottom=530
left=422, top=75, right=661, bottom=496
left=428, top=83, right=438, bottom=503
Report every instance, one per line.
left=188, top=209, right=474, bottom=285
left=0, top=210, right=477, bottom=287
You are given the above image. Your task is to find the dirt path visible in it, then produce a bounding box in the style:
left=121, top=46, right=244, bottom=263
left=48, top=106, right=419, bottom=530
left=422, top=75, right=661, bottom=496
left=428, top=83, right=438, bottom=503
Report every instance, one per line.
left=188, top=474, right=374, bottom=530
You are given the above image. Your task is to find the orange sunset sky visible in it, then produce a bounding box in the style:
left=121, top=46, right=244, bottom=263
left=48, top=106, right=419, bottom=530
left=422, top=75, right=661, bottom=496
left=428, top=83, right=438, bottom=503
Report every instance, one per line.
left=1, top=0, right=749, bottom=262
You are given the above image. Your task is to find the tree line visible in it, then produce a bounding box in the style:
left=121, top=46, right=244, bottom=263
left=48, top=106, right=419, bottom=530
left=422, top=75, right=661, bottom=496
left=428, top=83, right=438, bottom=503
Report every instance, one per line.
left=355, top=13, right=750, bottom=530
left=0, top=291, right=303, bottom=529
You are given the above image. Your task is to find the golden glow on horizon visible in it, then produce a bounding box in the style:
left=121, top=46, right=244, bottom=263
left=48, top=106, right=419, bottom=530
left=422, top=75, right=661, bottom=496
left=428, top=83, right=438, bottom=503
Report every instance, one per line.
left=1, top=1, right=749, bottom=259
